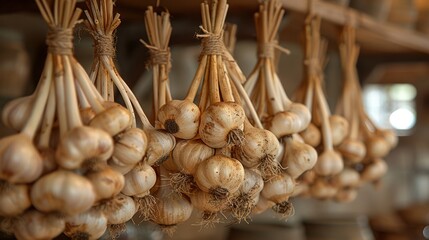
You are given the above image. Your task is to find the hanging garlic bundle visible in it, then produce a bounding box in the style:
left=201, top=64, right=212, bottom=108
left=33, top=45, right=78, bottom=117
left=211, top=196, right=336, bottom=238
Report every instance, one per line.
left=84, top=1, right=176, bottom=227
left=335, top=26, right=396, bottom=192
left=241, top=0, right=315, bottom=219
left=293, top=15, right=348, bottom=200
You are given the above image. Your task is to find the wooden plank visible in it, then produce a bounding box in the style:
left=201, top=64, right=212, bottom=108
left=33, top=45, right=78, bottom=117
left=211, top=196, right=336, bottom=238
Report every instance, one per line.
left=280, top=0, right=429, bottom=54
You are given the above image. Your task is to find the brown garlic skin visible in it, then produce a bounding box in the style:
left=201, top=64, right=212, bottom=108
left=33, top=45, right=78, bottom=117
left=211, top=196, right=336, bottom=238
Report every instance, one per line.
left=0, top=182, right=31, bottom=217
left=31, top=170, right=96, bottom=216
left=235, top=126, right=280, bottom=172
left=14, top=210, right=65, bottom=240
left=102, top=194, right=137, bottom=225
left=190, top=189, right=228, bottom=213
left=366, top=135, right=390, bottom=159
left=80, top=107, right=96, bottom=125
left=122, top=164, right=157, bottom=197
left=330, top=115, right=349, bottom=146
left=152, top=185, right=193, bottom=227
left=145, top=128, right=176, bottom=166
left=86, top=167, right=125, bottom=201
left=157, top=100, right=201, bottom=139
left=39, top=148, right=58, bottom=175
left=361, top=159, right=388, bottom=182
left=173, top=139, right=215, bottom=175
left=337, top=138, right=366, bottom=164
left=1, top=95, right=33, bottom=131
left=64, top=208, right=107, bottom=240
left=89, top=103, right=132, bottom=136
left=299, top=123, right=321, bottom=147
left=261, top=173, right=295, bottom=203
left=55, top=126, right=114, bottom=170
left=111, top=127, right=148, bottom=167
left=281, top=137, right=318, bottom=179
left=194, top=155, right=245, bottom=200
left=199, top=102, right=246, bottom=149
left=314, top=150, right=344, bottom=177
left=162, top=156, right=180, bottom=173
left=0, top=134, right=43, bottom=183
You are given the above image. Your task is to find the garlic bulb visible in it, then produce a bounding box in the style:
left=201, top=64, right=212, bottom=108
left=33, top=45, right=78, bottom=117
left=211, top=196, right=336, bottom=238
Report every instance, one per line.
left=337, top=138, right=366, bottom=164
left=89, top=103, right=132, bottom=136
left=252, top=195, right=275, bottom=215
left=64, top=208, right=107, bottom=240
left=0, top=134, right=43, bottom=183
left=39, top=148, right=57, bottom=175
left=86, top=167, right=125, bottom=201
left=112, top=127, right=148, bottom=166
left=230, top=169, right=264, bottom=221
left=14, top=210, right=65, bottom=240
left=122, top=163, right=157, bottom=197
left=1, top=95, right=33, bottom=131
left=314, top=150, right=344, bottom=176
left=0, top=182, right=31, bottom=217
left=189, top=189, right=226, bottom=227
left=31, top=170, right=96, bottom=215
left=330, top=115, right=349, bottom=146
left=332, top=168, right=360, bottom=188
left=80, top=107, right=96, bottom=125
left=361, top=159, right=388, bottom=182
left=194, top=155, right=245, bottom=200
left=281, top=137, right=317, bottom=179
left=145, top=128, right=176, bottom=166
left=102, top=194, right=137, bottom=225
left=299, top=123, right=321, bottom=147
left=152, top=185, right=193, bottom=233
left=173, top=139, right=215, bottom=175
left=261, top=173, right=295, bottom=203
left=108, top=160, right=135, bottom=175
left=310, top=178, right=338, bottom=199
left=335, top=188, right=358, bottom=203
left=365, top=136, right=390, bottom=159
left=377, top=129, right=398, bottom=149
left=199, top=102, right=246, bottom=148
left=55, top=126, right=114, bottom=170
left=234, top=126, right=280, bottom=178
left=162, top=155, right=180, bottom=172
left=157, top=100, right=201, bottom=139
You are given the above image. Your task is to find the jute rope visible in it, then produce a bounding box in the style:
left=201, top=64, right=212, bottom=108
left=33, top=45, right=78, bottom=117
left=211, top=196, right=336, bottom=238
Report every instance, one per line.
left=91, top=32, right=116, bottom=57
left=46, top=27, right=73, bottom=55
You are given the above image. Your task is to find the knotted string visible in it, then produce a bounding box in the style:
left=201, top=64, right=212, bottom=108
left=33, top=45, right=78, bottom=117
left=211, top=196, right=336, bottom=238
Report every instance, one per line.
left=141, top=40, right=171, bottom=70
left=258, top=40, right=291, bottom=59
left=197, top=26, right=226, bottom=57
left=46, top=27, right=73, bottom=55
left=91, top=32, right=116, bottom=57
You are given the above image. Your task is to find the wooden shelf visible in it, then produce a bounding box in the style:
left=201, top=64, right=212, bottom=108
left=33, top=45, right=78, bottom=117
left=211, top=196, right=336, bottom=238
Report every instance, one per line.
left=280, top=0, right=429, bottom=54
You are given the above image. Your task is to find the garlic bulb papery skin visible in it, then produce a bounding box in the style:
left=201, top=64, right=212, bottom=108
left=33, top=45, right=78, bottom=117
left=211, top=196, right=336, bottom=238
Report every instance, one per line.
left=268, top=111, right=304, bottom=138
left=261, top=173, right=295, bottom=203
left=377, top=129, right=398, bottom=149
left=310, top=178, right=338, bottom=199
left=281, top=137, right=318, bottom=179
left=89, top=104, right=132, bottom=136
left=194, top=155, right=245, bottom=200
left=31, top=170, right=96, bottom=216
left=237, top=169, right=264, bottom=197
left=299, top=123, right=321, bottom=147
left=0, top=134, right=43, bottom=183
left=162, top=156, right=180, bottom=172
left=234, top=127, right=280, bottom=178
left=2, top=96, right=33, bottom=131
left=361, top=159, right=388, bottom=183
left=145, top=129, right=176, bottom=166
left=366, top=136, right=390, bottom=159
left=173, top=139, right=215, bottom=175
left=14, top=210, right=65, bottom=240
left=64, top=208, right=107, bottom=240
left=190, top=189, right=228, bottom=213
left=337, top=138, right=366, bottom=164
left=121, top=163, right=157, bottom=197
left=333, top=168, right=360, bottom=188
left=0, top=182, right=31, bottom=217
left=102, top=194, right=137, bottom=225
left=152, top=186, right=193, bottom=228
left=157, top=100, right=201, bottom=139
left=330, top=115, right=349, bottom=146
left=314, top=150, right=344, bottom=177
left=39, top=148, right=58, bottom=175
left=199, top=102, right=246, bottom=148
left=335, top=188, right=358, bottom=202
left=252, top=195, right=275, bottom=215
left=108, top=160, right=135, bottom=175
left=55, top=126, right=114, bottom=170
left=80, top=107, right=97, bottom=125
left=86, top=167, right=125, bottom=201
left=112, top=127, right=148, bottom=167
